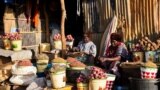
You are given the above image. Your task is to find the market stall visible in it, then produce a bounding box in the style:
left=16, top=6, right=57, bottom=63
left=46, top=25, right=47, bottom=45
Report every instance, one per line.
left=1, top=0, right=160, bottom=90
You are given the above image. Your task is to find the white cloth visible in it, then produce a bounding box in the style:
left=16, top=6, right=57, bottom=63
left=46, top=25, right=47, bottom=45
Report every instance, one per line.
left=99, top=16, right=118, bottom=56
left=0, top=49, right=32, bottom=61
left=78, top=41, right=97, bottom=57
left=11, top=64, right=37, bottom=75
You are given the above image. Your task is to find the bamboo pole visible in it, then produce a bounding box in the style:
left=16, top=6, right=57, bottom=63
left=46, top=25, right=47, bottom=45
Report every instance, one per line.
left=108, top=0, right=111, bottom=18
left=131, top=0, right=136, bottom=41
left=140, top=0, right=143, bottom=37
left=122, top=0, right=126, bottom=41
left=157, top=0, right=160, bottom=33
left=146, top=0, right=150, bottom=36
left=153, top=0, right=158, bottom=34
left=159, top=0, right=160, bottom=33
left=149, top=0, right=153, bottom=35
left=60, top=0, right=66, bottom=57
left=115, top=0, right=118, bottom=17
left=135, top=0, right=138, bottom=39
left=137, top=0, right=140, bottom=38
left=126, top=0, right=131, bottom=41
left=143, top=0, right=147, bottom=36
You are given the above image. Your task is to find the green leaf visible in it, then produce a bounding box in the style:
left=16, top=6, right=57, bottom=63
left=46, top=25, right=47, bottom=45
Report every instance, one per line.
left=12, top=44, right=18, bottom=48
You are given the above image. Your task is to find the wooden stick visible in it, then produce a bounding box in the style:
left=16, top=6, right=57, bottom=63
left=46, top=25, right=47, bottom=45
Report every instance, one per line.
left=159, top=0, right=160, bottom=33
left=137, top=0, right=140, bottom=38
left=153, top=0, right=158, bottom=34
left=143, top=0, right=147, bottom=36
left=140, top=0, right=144, bottom=37
left=123, top=0, right=126, bottom=41
left=149, top=0, right=153, bottom=35
left=115, top=0, right=118, bottom=17
left=146, top=0, right=150, bottom=36
left=126, top=0, right=131, bottom=41
left=60, top=0, right=66, bottom=57
left=135, top=0, right=138, bottom=39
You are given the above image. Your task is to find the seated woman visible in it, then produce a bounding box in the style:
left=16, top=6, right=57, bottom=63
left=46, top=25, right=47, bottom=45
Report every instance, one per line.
left=98, top=33, right=128, bottom=76
left=72, top=32, right=97, bottom=65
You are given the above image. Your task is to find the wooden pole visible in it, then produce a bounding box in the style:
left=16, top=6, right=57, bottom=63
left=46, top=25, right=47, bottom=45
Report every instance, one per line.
left=60, top=0, right=66, bottom=57
left=43, top=2, right=50, bottom=43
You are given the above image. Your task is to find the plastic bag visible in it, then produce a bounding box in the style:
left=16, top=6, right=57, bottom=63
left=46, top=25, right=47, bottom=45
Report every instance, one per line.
left=9, top=74, right=37, bottom=86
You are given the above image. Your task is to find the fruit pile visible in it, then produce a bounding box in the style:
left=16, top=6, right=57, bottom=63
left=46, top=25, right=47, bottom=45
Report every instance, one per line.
left=10, top=33, right=22, bottom=40
left=67, top=57, right=86, bottom=67
left=0, top=33, right=10, bottom=39
left=89, top=66, right=107, bottom=79
left=53, top=57, right=67, bottom=63
left=17, top=60, right=32, bottom=67
left=37, top=53, right=49, bottom=60
left=50, top=64, right=66, bottom=73
left=76, top=73, right=88, bottom=83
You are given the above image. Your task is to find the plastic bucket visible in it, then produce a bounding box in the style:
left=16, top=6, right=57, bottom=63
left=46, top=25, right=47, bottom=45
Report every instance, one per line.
left=77, top=83, right=88, bottom=90
left=140, top=67, right=158, bottom=79
left=53, top=40, right=62, bottom=50
left=11, top=40, right=22, bottom=51
left=36, top=60, right=48, bottom=73
left=89, top=78, right=107, bottom=90
left=129, top=78, right=160, bottom=90
left=50, top=71, right=66, bottom=89
left=40, top=43, right=50, bottom=53
left=145, top=51, right=156, bottom=62
left=106, top=74, right=116, bottom=90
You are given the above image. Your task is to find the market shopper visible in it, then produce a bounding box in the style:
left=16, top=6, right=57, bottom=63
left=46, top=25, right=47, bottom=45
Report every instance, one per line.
left=72, top=32, right=97, bottom=65
left=98, top=33, right=128, bottom=76
left=47, top=0, right=62, bottom=46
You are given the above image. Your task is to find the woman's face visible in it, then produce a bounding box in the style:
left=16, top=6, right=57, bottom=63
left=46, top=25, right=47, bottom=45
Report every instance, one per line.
left=83, top=35, right=90, bottom=43
left=111, top=40, right=119, bottom=47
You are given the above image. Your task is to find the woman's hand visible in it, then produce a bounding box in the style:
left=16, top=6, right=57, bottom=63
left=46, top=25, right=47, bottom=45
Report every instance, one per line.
left=72, top=47, right=79, bottom=52
left=98, top=56, right=106, bottom=62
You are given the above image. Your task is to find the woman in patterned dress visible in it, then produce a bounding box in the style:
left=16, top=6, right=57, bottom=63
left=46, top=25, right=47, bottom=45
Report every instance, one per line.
left=98, top=33, right=128, bottom=76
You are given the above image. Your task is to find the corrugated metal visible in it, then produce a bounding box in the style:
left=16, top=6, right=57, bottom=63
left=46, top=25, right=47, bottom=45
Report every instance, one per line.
left=82, top=0, right=160, bottom=43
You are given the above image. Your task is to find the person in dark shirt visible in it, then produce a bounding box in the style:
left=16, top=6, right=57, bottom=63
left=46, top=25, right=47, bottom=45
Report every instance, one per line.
left=98, top=33, right=128, bottom=76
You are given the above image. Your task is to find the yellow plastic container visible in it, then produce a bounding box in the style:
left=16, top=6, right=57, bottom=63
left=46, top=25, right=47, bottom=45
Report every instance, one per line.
left=40, top=43, right=50, bottom=53
left=53, top=40, right=62, bottom=50
left=36, top=60, right=49, bottom=73
left=11, top=40, right=22, bottom=51
left=50, top=71, right=66, bottom=89
left=77, top=83, right=88, bottom=90
left=89, top=79, right=107, bottom=90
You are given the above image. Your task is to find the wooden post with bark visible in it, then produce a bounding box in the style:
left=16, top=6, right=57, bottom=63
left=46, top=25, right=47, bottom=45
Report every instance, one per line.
left=60, top=0, right=66, bottom=57
left=43, top=1, right=50, bottom=43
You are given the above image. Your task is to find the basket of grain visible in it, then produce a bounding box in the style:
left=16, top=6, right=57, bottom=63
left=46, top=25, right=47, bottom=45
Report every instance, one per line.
left=49, top=64, right=66, bottom=89
left=36, top=54, right=49, bottom=73
left=141, top=57, right=158, bottom=79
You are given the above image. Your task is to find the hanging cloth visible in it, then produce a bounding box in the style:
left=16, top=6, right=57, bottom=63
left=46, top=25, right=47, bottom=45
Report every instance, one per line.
left=77, top=0, right=80, bottom=16
left=32, top=8, right=39, bottom=29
